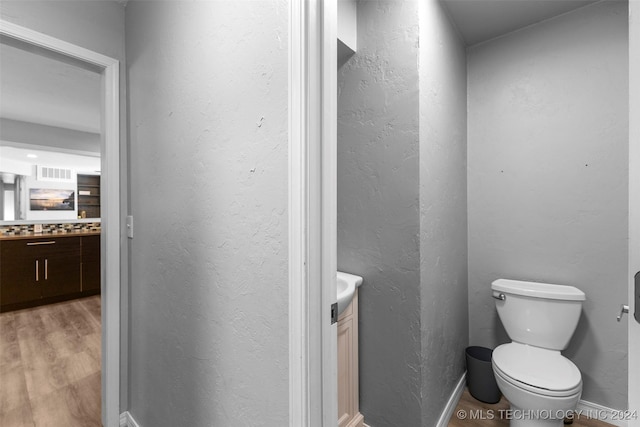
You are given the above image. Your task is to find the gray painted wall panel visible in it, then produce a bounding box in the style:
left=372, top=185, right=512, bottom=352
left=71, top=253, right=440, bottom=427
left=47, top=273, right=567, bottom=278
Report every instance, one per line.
left=0, top=118, right=101, bottom=154
left=419, top=1, right=468, bottom=425
left=0, top=0, right=125, bottom=62
left=337, top=1, right=422, bottom=425
left=126, top=1, right=289, bottom=425
left=467, top=1, right=628, bottom=409
left=338, top=1, right=468, bottom=425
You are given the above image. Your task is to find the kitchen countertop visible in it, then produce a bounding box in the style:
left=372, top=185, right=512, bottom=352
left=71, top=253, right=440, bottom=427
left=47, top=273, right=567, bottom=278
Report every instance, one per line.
left=0, top=230, right=101, bottom=241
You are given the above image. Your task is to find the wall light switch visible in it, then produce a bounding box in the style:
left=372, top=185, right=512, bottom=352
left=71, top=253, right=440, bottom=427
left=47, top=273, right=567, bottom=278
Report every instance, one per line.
left=126, top=215, right=134, bottom=239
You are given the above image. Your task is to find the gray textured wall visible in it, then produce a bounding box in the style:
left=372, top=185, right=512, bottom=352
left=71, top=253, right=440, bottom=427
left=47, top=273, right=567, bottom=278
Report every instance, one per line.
left=337, top=1, right=421, bottom=425
left=337, top=1, right=468, bottom=425
left=126, top=1, right=289, bottom=425
left=0, top=119, right=101, bottom=154
left=467, top=1, right=628, bottom=410
left=418, top=0, right=468, bottom=425
left=0, top=1, right=125, bottom=62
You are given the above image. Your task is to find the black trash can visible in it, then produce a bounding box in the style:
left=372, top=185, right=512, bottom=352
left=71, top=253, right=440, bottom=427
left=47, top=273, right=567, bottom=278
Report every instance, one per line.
left=465, top=346, right=501, bottom=404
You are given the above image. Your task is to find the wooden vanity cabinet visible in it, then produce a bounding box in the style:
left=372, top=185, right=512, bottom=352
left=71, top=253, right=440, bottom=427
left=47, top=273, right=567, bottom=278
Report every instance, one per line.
left=338, top=290, right=364, bottom=427
left=0, top=235, right=98, bottom=312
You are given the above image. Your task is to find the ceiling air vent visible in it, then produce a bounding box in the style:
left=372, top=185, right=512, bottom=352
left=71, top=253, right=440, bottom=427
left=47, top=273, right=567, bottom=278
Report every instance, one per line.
left=36, top=165, right=75, bottom=182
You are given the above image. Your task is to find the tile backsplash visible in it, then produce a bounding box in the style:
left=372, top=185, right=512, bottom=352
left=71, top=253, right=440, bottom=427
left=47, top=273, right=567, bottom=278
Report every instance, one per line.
left=0, top=222, right=101, bottom=236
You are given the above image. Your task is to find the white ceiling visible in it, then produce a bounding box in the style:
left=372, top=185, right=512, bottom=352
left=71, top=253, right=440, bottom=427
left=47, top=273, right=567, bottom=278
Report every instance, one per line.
left=0, top=38, right=102, bottom=134
left=0, top=146, right=101, bottom=176
left=442, top=0, right=600, bottom=46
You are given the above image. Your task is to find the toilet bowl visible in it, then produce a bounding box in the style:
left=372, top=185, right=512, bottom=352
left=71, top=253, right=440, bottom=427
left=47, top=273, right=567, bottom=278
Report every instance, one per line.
left=491, top=279, right=586, bottom=427
left=492, top=342, right=582, bottom=426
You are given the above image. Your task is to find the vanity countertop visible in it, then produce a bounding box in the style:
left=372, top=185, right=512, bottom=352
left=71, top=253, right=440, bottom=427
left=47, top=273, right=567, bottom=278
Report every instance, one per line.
left=0, top=230, right=101, bottom=241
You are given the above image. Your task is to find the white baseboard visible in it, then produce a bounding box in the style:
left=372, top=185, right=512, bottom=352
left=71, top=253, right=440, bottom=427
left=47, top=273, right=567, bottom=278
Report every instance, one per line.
left=437, top=372, right=467, bottom=427
left=119, top=411, right=141, bottom=427
left=432, top=373, right=628, bottom=427
left=576, top=400, right=629, bottom=427
left=118, top=392, right=626, bottom=427
left=363, top=372, right=466, bottom=427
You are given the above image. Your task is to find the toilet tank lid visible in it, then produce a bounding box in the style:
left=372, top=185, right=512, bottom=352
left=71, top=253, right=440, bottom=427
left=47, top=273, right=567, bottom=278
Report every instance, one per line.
left=492, top=279, right=586, bottom=301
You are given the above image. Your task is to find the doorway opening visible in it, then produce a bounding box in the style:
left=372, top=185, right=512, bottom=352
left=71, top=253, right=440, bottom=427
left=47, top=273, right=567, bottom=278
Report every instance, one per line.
left=0, top=20, right=120, bottom=427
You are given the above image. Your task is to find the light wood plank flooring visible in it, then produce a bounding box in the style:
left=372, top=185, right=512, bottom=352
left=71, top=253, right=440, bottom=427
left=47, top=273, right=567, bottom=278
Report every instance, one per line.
left=0, top=296, right=101, bottom=427
left=449, top=389, right=615, bottom=427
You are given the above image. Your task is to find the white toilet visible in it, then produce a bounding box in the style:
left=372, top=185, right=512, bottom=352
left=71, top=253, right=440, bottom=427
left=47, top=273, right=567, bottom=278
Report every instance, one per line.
left=491, top=278, right=586, bottom=427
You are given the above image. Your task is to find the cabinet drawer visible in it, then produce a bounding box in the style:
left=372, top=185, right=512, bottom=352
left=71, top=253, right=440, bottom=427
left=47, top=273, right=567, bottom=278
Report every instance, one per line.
left=1, top=237, right=80, bottom=255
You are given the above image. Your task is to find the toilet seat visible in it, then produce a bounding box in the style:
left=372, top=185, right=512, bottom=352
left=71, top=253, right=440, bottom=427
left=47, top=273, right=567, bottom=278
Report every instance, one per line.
left=492, top=343, right=582, bottom=397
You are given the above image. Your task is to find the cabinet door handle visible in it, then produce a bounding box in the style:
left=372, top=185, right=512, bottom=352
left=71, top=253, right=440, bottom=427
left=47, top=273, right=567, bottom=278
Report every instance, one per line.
left=45, top=259, right=48, bottom=280
left=35, top=259, right=39, bottom=282
left=27, top=241, right=56, bottom=246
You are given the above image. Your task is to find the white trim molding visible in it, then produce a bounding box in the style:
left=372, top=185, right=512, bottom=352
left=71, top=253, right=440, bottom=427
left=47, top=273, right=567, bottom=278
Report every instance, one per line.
left=576, top=400, right=629, bottom=427
left=0, top=19, right=121, bottom=427
left=288, top=0, right=316, bottom=425
left=320, top=1, right=338, bottom=426
left=288, top=0, right=338, bottom=426
left=350, top=377, right=630, bottom=427
left=288, top=1, right=311, bottom=425
left=628, top=1, right=640, bottom=425
left=437, top=373, right=468, bottom=427
left=119, top=412, right=141, bottom=427
left=427, top=372, right=633, bottom=427
left=119, top=412, right=128, bottom=427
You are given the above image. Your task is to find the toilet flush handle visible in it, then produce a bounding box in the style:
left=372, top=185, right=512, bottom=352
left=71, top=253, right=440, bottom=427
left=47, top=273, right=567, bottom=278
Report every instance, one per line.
left=617, top=304, right=629, bottom=322
left=492, top=292, right=506, bottom=301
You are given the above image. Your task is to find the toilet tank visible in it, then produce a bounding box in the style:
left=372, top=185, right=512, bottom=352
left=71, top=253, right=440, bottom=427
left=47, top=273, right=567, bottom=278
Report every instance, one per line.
left=492, top=279, right=586, bottom=351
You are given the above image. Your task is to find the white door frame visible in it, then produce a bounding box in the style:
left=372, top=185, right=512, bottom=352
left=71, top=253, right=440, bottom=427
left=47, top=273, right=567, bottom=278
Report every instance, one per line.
left=0, top=20, right=121, bottom=427
left=292, top=2, right=640, bottom=426
left=288, top=0, right=338, bottom=425
left=628, top=1, right=639, bottom=424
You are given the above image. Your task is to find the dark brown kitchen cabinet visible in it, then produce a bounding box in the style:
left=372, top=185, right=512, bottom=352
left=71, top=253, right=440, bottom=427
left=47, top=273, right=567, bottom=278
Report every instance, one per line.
left=0, top=240, right=42, bottom=306
left=81, top=235, right=100, bottom=293
left=0, top=235, right=98, bottom=312
left=40, top=237, right=81, bottom=299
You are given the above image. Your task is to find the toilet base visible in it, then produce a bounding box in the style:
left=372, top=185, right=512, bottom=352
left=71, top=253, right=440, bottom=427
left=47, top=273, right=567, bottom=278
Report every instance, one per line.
left=505, top=405, right=567, bottom=427
left=493, top=362, right=581, bottom=427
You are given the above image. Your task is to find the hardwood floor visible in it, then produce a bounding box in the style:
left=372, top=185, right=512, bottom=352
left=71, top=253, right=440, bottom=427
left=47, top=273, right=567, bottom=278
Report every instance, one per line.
left=449, top=389, right=615, bottom=427
left=0, top=296, right=101, bottom=427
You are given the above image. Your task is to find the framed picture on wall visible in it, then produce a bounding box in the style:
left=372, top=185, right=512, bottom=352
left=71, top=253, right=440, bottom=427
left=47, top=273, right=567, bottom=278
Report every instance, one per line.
left=29, top=188, right=75, bottom=211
